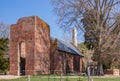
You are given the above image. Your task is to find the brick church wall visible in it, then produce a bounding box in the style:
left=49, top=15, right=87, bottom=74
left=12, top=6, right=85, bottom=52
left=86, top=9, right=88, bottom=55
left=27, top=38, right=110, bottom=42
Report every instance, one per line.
left=50, top=39, right=85, bottom=74
left=73, top=56, right=83, bottom=74
left=10, top=16, right=83, bottom=76
left=50, top=39, right=83, bottom=74
left=34, top=17, right=50, bottom=74
left=10, top=16, right=50, bottom=75
left=50, top=50, right=74, bottom=74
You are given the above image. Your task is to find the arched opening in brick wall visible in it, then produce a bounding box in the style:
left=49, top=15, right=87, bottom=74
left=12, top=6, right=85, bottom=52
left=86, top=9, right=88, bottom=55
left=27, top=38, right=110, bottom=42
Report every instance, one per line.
left=18, top=41, right=26, bottom=75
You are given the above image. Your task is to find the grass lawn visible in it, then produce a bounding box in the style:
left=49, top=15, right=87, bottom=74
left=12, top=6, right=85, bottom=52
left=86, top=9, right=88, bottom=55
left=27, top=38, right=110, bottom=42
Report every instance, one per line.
left=0, top=75, right=120, bottom=81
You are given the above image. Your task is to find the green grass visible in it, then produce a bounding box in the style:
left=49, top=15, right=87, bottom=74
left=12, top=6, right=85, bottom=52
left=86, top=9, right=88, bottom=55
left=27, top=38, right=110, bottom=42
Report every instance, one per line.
left=0, top=75, right=120, bottom=81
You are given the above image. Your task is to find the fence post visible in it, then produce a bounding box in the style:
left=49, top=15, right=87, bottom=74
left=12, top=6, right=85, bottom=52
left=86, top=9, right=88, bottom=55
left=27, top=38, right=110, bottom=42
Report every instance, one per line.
left=54, top=74, right=56, bottom=81
left=60, top=73, right=62, bottom=81
left=78, top=76, right=80, bottom=81
left=48, top=74, right=50, bottom=81
left=87, top=66, right=91, bottom=81
left=66, top=74, right=68, bottom=81
left=27, top=75, right=30, bottom=81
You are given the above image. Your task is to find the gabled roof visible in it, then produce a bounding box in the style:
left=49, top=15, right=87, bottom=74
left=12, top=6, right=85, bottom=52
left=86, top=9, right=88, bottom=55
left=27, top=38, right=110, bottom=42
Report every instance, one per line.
left=51, top=38, right=84, bottom=56
left=57, top=40, right=84, bottom=56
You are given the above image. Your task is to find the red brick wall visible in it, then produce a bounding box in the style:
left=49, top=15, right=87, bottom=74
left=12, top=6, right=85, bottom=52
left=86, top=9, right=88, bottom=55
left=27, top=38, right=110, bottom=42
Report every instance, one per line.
left=50, top=39, right=58, bottom=73
left=104, top=69, right=120, bottom=76
left=80, top=57, right=84, bottom=73
left=10, top=16, right=83, bottom=75
left=10, top=17, right=35, bottom=75
left=10, top=16, right=50, bottom=75
left=73, top=56, right=80, bottom=73
left=51, top=50, right=83, bottom=74
left=34, top=17, right=50, bottom=74
left=50, top=40, right=82, bottom=74
left=52, top=51, right=74, bottom=74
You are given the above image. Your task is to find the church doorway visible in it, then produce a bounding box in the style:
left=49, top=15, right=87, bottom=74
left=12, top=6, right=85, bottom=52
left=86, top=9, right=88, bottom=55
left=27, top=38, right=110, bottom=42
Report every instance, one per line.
left=18, top=41, right=26, bottom=75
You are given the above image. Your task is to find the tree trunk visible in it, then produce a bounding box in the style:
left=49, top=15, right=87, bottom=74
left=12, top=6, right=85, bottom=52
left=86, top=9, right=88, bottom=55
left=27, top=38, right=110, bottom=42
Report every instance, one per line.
left=97, top=63, right=104, bottom=76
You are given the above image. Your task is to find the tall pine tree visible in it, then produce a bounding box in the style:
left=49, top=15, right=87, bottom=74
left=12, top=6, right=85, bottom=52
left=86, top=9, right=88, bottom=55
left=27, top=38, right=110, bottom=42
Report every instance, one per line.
left=0, top=38, right=9, bottom=72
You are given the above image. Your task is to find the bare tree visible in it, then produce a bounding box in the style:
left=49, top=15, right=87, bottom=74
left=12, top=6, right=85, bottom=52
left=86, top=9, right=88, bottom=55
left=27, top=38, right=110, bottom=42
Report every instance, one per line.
left=62, top=32, right=72, bottom=43
left=101, top=14, right=120, bottom=69
left=0, top=22, right=10, bottom=38
left=51, top=0, right=120, bottom=75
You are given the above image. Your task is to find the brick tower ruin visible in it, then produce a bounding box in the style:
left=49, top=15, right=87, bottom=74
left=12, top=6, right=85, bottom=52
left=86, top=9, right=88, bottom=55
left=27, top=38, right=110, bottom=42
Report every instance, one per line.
left=9, top=16, right=50, bottom=75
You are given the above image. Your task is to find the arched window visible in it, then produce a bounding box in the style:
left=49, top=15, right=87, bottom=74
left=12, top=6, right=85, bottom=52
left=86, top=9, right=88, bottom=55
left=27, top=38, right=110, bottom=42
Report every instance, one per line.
left=18, top=41, right=26, bottom=75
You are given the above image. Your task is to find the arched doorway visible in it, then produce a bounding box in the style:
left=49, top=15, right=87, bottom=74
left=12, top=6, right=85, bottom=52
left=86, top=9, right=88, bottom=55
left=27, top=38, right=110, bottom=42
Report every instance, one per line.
left=18, top=41, right=26, bottom=75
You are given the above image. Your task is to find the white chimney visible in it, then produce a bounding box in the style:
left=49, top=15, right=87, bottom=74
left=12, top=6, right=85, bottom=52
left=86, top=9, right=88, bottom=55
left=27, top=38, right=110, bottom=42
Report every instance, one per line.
left=72, top=27, right=77, bottom=47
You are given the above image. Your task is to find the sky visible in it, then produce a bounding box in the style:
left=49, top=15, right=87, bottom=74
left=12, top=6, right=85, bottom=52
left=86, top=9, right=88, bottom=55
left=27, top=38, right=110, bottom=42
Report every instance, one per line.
left=0, top=0, right=84, bottom=43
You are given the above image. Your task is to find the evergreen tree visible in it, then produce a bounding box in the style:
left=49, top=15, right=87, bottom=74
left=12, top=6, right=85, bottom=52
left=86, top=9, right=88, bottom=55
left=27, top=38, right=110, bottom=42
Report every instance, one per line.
left=0, top=38, right=9, bottom=72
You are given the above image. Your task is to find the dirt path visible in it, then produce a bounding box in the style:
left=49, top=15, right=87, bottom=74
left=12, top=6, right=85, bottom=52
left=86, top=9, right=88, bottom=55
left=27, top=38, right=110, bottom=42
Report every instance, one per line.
left=0, top=75, right=21, bottom=80
left=92, top=75, right=120, bottom=78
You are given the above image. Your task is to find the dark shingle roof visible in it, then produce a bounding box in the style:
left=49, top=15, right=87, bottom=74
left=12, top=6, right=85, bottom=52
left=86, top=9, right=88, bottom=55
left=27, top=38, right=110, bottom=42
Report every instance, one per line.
left=57, top=40, right=84, bottom=56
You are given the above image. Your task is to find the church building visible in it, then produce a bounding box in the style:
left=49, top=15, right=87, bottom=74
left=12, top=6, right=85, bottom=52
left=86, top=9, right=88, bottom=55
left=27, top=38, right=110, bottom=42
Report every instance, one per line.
left=9, top=16, right=84, bottom=75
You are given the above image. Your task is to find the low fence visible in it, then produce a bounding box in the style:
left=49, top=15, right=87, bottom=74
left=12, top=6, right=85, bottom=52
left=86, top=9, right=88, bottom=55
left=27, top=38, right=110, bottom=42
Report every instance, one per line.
left=0, top=74, right=83, bottom=81
left=0, top=70, right=84, bottom=81
left=1, top=74, right=120, bottom=81
left=0, top=70, right=120, bottom=81
left=8, top=70, right=85, bottom=76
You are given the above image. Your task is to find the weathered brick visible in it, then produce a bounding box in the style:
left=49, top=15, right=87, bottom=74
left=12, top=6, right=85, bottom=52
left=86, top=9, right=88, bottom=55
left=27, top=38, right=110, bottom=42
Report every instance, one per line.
left=10, top=16, right=83, bottom=76
left=10, top=16, right=50, bottom=75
